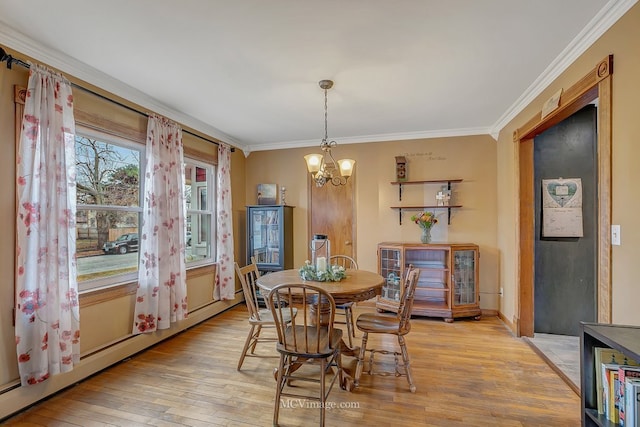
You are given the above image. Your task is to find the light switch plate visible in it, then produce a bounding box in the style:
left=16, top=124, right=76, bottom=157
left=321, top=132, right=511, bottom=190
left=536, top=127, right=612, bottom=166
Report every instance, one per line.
left=612, top=225, right=621, bottom=245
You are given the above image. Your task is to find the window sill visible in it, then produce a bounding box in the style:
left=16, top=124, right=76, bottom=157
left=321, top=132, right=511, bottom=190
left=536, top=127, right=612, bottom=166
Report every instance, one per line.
left=79, top=263, right=217, bottom=307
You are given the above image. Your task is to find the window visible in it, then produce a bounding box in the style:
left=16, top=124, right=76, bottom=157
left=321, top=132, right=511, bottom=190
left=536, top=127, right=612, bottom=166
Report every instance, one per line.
left=75, top=128, right=217, bottom=292
left=75, top=128, right=143, bottom=291
left=184, top=159, right=216, bottom=266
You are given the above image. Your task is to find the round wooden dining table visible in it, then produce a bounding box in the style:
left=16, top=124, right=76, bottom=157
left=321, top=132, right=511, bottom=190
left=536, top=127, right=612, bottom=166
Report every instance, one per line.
left=255, top=268, right=385, bottom=306
left=256, top=268, right=385, bottom=391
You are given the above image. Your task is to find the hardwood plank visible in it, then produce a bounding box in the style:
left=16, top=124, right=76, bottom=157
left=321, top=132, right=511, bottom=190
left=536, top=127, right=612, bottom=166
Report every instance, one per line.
left=3, top=305, right=580, bottom=426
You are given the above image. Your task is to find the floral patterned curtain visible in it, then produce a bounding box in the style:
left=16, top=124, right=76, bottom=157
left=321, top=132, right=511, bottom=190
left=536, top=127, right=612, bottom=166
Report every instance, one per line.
left=15, top=64, right=79, bottom=386
left=214, top=143, right=235, bottom=300
left=133, top=115, right=187, bottom=333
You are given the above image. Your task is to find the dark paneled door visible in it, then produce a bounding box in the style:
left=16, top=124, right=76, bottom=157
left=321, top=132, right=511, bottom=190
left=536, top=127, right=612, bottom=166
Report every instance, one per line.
left=533, top=105, right=597, bottom=336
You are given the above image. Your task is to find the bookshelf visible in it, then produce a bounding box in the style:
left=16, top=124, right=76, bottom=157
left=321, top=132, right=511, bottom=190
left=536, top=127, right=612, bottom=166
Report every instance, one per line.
left=581, top=322, right=640, bottom=426
left=377, top=242, right=481, bottom=322
left=246, top=205, right=294, bottom=273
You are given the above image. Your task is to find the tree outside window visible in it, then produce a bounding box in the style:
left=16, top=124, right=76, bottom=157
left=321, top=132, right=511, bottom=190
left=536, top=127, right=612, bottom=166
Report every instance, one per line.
left=75, top=131, right=142, bottom=290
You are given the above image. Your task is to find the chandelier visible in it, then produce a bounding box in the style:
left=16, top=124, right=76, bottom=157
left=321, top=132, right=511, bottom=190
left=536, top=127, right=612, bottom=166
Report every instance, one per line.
left=304, top=80, right=355, bottom=187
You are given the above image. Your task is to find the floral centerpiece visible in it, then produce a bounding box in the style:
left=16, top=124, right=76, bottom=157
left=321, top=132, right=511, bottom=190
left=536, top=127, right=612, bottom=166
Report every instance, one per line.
left=299, top=260, right=347, bottom=282
left=410, top=211, right=438, bottom=243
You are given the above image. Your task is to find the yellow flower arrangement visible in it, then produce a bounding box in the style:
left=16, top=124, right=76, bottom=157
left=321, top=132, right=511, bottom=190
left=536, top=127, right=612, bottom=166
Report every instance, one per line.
left=410, top=211, right=438, bottom=230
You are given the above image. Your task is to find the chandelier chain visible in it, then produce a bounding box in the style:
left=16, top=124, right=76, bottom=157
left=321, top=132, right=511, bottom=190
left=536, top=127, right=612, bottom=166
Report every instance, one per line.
left=324, top=87, right=328, bottom=142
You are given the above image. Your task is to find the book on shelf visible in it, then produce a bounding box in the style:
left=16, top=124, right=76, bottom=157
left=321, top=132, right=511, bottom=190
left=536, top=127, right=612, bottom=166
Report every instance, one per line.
left=595, top=347, right=639, bottom=414
left=266, top=210, right=278, bottom=224
left=618, top=366, right=640, bottom=426
left=268, top=248, right=280, bottom=264
left=603, top=362, right=621, bottom=422
left=611, top=369, right=620, bottom=423
left=624, top=377, right=640, bottom=427
left=267, top=229, right=279, bottom=246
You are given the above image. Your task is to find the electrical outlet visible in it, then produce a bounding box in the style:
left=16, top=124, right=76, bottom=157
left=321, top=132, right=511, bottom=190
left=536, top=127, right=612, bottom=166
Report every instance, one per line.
left=612, top=225, right=621, bottom=246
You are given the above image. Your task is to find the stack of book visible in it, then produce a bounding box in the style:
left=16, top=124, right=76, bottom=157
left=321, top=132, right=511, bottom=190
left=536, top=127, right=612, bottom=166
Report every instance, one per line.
left=597, top=347, right=640, bottom=426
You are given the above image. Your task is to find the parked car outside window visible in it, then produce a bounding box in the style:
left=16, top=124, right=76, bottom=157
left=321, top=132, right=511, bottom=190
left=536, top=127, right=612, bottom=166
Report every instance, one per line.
left=103, top=233, right=139, bottom=255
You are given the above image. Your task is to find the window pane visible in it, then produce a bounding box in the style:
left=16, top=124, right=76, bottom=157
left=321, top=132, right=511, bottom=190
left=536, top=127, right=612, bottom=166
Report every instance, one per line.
left=185, top=163, right=209, bottom=208
left=186, top=213, right=211, bottom=263
left=184, top=158, right=215, bottom=265
left=185, top=179, right=192, bottom=210
left=75, top=135, right=140, bottom=207
left=76, top=209, right=139, bottom=282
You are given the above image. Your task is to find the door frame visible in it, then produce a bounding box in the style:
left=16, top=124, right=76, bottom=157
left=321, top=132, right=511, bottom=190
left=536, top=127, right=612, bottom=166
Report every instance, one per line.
left=514, top=55, right=613, bottom=337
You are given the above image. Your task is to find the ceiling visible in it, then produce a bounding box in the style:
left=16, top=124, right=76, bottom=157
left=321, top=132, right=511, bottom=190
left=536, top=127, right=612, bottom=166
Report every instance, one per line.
left=0, top=0, right=634, bottom=154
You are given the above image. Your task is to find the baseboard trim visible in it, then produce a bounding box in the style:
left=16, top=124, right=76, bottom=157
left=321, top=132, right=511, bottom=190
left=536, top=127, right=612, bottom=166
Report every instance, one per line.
left=497, top=311, right=516, bottom=334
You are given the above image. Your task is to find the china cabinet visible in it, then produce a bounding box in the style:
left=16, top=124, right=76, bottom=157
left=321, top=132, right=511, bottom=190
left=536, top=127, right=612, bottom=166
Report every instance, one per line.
left=377, top=242, right=481, bottom=322
left=246, top=205, right=293, bottom=273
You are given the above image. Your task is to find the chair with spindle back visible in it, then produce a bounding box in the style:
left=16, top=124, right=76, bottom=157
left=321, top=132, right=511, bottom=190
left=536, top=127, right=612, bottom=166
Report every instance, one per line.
left=266, top=283, right=343, bottom=426
left=234, top=260, right=296, bottom=370
left=354, top=268, right=421, bottom=392
left=329, top=254, right=358, bottom=347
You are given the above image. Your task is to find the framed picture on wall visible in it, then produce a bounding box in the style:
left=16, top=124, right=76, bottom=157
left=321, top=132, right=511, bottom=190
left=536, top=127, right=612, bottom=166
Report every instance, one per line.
left=257, top=183, right=277, bottom=205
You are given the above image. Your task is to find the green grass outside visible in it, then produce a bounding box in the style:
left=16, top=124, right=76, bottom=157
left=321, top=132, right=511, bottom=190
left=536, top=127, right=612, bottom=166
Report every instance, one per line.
left=78, top=266, right=138, bottom=282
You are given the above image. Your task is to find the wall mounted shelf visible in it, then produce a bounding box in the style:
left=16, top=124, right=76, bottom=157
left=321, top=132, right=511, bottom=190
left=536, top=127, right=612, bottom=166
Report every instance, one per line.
left=391, top=205, right=463, bottom=225
left=390, top=179, right=463, bottom=225
left=391, top=179, right=463, bottom=201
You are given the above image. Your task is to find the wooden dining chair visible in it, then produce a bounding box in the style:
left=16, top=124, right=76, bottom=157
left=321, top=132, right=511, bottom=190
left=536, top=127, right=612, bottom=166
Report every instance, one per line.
left=354, top=268, right=421, bottom=392
left=234, top=261, right=296, bottom=370
left=266, top=283, right=343, bottom=427
left=329, top=254, right=358, bottom=347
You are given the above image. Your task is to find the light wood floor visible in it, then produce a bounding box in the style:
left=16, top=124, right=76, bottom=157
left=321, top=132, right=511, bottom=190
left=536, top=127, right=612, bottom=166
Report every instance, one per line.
left=4, top=304, right=581, bottom=426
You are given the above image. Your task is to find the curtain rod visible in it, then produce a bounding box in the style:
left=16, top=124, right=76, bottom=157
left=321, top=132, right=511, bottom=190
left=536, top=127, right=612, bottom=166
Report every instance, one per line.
left=1, top=46, right=233, bottom=151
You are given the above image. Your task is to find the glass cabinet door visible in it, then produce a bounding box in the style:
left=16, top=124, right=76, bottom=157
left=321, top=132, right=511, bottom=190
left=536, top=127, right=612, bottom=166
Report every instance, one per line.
left=379, top=247, right=402, bottom=302
left=406, top=247, right=449, bottom=309
left=248, top=206, right=282, bottom=268
left=453, top=249, right=476, bottom=306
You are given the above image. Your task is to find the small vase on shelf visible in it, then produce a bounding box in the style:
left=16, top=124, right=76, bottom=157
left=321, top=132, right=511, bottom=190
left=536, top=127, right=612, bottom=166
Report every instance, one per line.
left=420, top=227, right=432, bottom=244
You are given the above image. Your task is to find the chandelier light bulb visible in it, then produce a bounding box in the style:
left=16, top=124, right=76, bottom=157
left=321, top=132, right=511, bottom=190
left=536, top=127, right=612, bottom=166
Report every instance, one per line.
left=337, top=159, right=355, bottom=177
left=304, top=154, right=323, bottom=173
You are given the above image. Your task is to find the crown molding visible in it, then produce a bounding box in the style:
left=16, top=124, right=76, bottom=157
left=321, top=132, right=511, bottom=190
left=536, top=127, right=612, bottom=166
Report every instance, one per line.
left=0, top=24, right=246, bottom=151
left=490, top=0, right=638, bottom=137
left=247, top=126, right=492, bottom=153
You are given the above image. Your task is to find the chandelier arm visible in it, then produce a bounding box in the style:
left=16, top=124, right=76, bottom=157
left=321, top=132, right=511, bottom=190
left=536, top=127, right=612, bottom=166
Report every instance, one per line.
left=314, top=174, right=327, bottom=187
left=324, top=143, right=340, bottom=173
left=318, top=155, right=327, bottom=177
left=330, top=175, right=346, bottom=186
